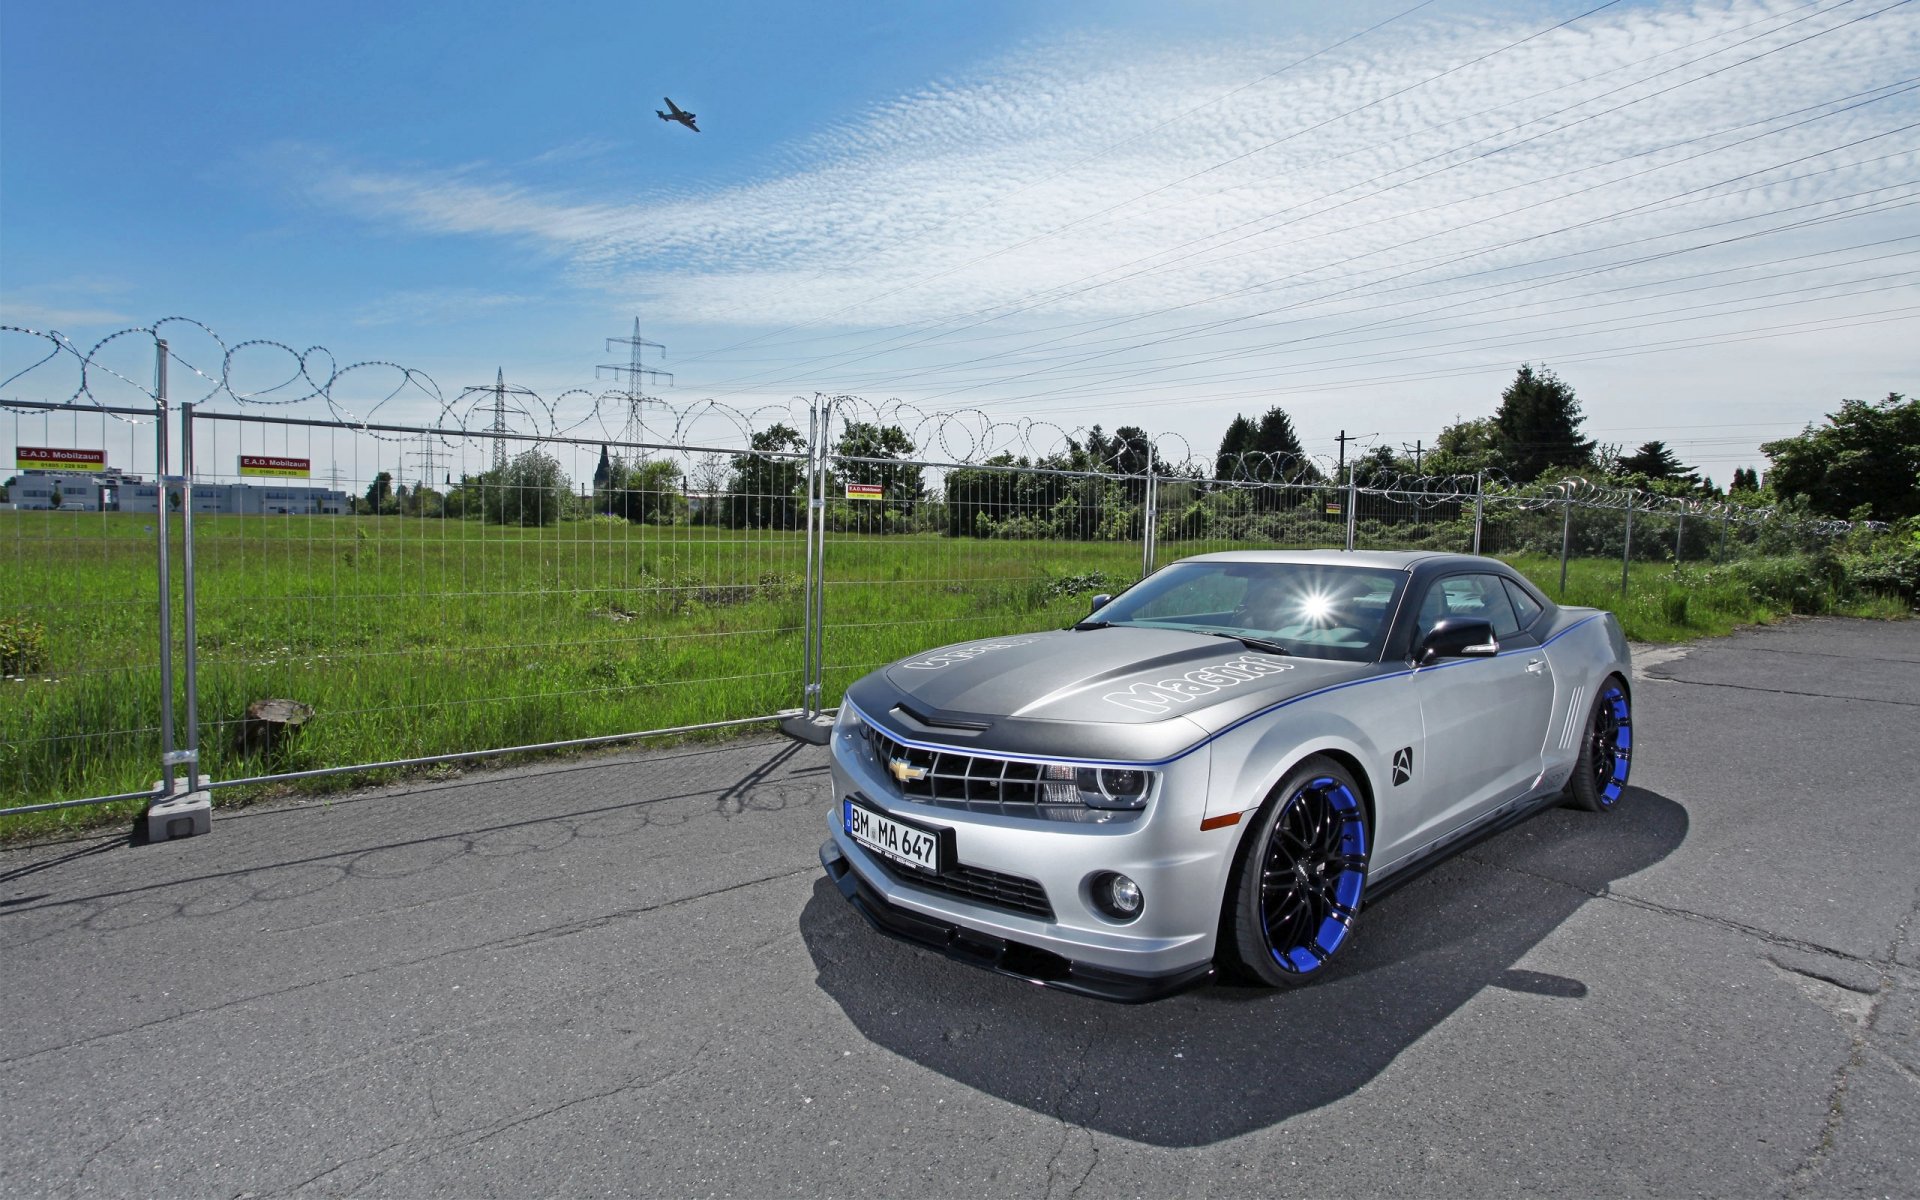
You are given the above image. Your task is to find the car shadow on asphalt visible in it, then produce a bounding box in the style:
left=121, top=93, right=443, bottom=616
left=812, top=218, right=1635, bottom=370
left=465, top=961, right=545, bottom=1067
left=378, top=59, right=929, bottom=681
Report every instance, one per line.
left=798, top=787, right=1687, bottom=1147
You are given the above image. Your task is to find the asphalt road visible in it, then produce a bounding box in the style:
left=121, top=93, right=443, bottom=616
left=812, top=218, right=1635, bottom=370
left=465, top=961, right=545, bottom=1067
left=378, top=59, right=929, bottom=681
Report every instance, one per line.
left=3, top=617, right=1916, bottom=1197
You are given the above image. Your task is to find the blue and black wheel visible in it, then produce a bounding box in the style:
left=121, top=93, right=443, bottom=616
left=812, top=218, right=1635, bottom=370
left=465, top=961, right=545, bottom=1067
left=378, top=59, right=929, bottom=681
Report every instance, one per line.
left=1225, top=757, right=1370, bottom=987
left=1567, top=675, right=1632, bottom=812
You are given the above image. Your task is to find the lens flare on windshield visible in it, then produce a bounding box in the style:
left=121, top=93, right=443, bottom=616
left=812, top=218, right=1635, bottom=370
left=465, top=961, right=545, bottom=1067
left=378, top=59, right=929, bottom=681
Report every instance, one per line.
left=1297, top=591, right=1335, bottom=624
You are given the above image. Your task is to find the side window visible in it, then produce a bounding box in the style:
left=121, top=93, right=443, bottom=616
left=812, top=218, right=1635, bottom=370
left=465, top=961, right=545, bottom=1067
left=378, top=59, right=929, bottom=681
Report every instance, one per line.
left=1503, top=578, right=1544, bottom=629
left=1417, top=574, right=1520, bottom=640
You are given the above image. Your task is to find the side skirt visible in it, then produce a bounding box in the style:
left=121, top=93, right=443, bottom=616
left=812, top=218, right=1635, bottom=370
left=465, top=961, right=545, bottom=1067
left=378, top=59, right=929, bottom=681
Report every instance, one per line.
left=1364, top=782, right=1569, bottom=905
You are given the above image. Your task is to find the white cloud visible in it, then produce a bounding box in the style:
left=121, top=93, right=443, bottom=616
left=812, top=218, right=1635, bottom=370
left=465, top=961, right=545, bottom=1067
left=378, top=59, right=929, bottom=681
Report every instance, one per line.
left=294, top=0, right=1920, bottom=437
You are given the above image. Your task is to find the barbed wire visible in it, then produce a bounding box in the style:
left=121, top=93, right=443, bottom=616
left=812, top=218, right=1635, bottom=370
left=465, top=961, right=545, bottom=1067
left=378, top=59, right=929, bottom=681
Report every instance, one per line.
left=0, top=318, right=1886, bottom=534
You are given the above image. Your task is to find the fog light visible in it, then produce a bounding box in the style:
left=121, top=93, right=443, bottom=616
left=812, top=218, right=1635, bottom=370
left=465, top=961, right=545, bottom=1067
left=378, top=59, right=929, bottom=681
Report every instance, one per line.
left=1091, top=871, right=1144, bottom=922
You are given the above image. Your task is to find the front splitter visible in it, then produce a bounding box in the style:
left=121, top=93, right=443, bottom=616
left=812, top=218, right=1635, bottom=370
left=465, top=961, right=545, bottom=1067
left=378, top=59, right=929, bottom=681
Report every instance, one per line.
left=819, top=840, right=1214, bottom=1004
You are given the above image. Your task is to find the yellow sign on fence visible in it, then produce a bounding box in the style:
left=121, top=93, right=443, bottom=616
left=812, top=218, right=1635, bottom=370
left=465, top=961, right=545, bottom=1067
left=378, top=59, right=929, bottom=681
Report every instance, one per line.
left=16, top=446, right=105, bottom=471
left=239, top=455, right=312, bottom=478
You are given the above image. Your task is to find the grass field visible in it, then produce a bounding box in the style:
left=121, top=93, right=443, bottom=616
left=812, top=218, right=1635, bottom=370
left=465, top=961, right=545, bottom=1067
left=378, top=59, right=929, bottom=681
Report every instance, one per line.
left=0, top=509, right=1900, bottom=838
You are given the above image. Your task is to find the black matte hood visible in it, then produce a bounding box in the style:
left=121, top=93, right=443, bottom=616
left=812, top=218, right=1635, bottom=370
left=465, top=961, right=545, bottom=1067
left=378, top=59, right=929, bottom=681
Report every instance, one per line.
left=844, top=628, right=1382, bottom=763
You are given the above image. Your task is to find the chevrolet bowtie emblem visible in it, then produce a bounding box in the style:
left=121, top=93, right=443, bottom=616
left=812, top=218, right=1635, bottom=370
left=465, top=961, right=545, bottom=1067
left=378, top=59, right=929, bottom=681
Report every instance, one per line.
left=888, top=757, right=928, bottom=784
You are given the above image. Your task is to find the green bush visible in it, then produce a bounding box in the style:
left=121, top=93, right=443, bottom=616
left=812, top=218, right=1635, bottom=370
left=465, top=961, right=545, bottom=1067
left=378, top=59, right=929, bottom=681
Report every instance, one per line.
left=1841, top=541, right=1920, bottom=603
left=0, top=615, right=48, bottom=676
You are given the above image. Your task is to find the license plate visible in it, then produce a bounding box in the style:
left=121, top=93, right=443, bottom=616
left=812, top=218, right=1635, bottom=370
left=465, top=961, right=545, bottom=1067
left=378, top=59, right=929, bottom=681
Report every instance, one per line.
left=844, top=798, right=943, bottom=873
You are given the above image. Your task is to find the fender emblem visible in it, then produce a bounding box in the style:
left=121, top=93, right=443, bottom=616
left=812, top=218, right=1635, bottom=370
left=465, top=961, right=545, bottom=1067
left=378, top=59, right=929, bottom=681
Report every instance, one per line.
left=1392, top=747, right=1414, bottom=786
left=888, top=758, right=928, bottom=784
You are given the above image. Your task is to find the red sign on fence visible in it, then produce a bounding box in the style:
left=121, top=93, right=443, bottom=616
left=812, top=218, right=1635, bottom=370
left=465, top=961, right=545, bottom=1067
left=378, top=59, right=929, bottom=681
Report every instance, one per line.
left=15, top=446, right=106, bottom=471
left=239, top=455, right=312, bottom=478
left=845, top=483, right=885, bottom=501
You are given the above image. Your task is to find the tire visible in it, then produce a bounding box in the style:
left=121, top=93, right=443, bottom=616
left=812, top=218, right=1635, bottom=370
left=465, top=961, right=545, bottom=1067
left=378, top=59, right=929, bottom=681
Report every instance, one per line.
left=1223, top=756, right=1371, bottom=987
left=1566, top=675, right=1632, bottom=812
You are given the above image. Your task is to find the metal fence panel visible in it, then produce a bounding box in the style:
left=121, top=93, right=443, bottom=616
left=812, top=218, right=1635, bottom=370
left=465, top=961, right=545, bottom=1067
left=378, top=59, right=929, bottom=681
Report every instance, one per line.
left=1, top=402, right=175, bottom=813
left=182, top=410, right=811, bottom=791
left=1151, top=478, right=1355, bottom=568
left=815, top=454, right=1143, bottom=709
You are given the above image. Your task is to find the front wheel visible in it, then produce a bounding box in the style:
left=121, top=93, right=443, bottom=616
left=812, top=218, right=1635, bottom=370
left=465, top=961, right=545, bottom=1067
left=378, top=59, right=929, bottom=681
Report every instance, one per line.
left=1224, top=757, right=1371, bottom=987
left=1566, top=676, right=1632, bottom=812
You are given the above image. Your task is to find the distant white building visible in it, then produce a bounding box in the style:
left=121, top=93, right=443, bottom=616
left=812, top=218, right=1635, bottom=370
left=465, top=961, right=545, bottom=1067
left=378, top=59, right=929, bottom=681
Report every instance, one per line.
left=3, top=469, right=349, bottom=515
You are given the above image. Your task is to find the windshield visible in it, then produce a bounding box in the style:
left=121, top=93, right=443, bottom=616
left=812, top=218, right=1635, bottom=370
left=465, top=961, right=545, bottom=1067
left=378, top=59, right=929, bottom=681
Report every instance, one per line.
left=1091, top=561, right=1407, bottom=662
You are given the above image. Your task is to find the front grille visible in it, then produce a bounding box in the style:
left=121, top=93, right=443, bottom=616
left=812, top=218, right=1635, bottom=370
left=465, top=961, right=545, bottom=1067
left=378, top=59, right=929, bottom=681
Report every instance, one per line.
left=871, top=855, right=1054, bottom=921
left=864, top=724, right=1138, bottom=823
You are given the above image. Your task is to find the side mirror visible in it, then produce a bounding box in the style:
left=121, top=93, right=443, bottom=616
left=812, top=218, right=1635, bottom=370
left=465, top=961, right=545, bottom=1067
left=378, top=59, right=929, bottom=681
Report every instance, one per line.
left=1418, top=617, right=1498, bottom=664
left=1089, top=593, right=1112, bottom=614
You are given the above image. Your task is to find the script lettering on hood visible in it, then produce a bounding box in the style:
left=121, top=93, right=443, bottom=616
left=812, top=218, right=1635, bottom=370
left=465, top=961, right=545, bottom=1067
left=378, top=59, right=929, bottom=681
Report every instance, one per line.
left=899, top=638, right=1041, bottom=670
left=1103, top=654, right=1294, bottom=713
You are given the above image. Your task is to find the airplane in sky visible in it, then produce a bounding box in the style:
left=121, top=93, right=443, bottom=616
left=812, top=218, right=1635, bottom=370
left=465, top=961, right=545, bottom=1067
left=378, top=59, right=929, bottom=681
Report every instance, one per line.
left=656, top=97, right=699, bottom=132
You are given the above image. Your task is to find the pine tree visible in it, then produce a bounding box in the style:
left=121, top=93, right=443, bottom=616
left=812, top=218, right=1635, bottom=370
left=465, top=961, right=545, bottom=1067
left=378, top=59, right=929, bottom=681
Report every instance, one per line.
left=1215, top=415, right=1256, bottom=479
left=1493, top=364, right=1594, bottom=482
left=1616, top=440, right=1700, bottom=488
left=1252, top=406, right=1306, bottom=462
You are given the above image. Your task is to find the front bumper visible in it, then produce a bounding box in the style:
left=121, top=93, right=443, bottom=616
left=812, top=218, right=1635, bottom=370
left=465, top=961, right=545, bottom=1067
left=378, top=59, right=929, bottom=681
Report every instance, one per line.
left=820, top=840, right=1214, bottom=1003
left=822, top=709, right=1236, bottom=1000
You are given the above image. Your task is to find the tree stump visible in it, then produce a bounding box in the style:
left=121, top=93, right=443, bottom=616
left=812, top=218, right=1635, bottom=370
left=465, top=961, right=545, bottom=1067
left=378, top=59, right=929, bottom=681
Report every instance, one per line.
left=238, top=698, right=314, bottom=756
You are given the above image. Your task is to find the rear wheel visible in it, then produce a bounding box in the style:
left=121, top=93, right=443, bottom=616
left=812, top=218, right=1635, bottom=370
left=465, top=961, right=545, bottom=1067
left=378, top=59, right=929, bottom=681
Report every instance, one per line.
left=1566, top=676, right=1631, bottom=812
left=1224, top=757, right=1370, bottom=987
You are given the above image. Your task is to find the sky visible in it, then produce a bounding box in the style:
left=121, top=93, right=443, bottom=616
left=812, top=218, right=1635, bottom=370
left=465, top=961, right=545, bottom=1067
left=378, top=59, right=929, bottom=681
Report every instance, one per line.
left=3, top=0, right=1918, bottom=486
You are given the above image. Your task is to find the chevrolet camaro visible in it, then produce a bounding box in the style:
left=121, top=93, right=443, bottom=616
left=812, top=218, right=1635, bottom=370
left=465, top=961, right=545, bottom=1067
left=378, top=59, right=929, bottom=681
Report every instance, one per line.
left=818, top=550, right=1634, bottom=1002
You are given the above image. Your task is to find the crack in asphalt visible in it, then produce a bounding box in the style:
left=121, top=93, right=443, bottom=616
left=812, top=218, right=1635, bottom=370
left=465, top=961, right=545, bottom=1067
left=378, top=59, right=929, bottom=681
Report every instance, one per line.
left=0, top=783, right=751, bottom=919
left=1458, top=852, right=1902, bottom=971
left=1640, top=674, right=1920, bottom=708
left=1043, top=1027, right=1104, bottom=1200
left=268, top=1037, right=718, bottom=1198
left=1699, top=644, right=1920, bottom=666
left=1781, top=883, right=1919, bottom=1198
left=0, top=865, right=818, bottom=1070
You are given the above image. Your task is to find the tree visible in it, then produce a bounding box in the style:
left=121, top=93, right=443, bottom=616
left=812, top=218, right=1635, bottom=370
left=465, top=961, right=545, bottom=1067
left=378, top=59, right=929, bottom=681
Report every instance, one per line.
left=480, top=450, right=570, bottom=527
left=1729, top=466, right=1761, bottom=494
left=1253, top=406, right=1307, bottom=461
left=1492, top=364, right=1593, bottom=481
left=401, top=483, right=444, bottom=518
left=726, top=423, right=806, bottom=529
left=1616, top=441, right=1701, bottom=490
left=1761, top=393, right=1920, bottom=520
left=833, top=422, right=922, bottom=518
left=1425, top=416, right=1502, bottom=476
left=1215, top=414, right=1256, bottom=479
left=1349, top=445, right=1406, bottom=489
left=598, top=456, right=682, bottom=524
left=364, top=471, right=393, bottom=514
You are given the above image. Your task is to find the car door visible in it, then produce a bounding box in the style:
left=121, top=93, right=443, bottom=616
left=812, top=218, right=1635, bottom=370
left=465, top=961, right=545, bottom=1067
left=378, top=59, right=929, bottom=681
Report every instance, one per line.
left=1405, top=573, right=1555, bottom=846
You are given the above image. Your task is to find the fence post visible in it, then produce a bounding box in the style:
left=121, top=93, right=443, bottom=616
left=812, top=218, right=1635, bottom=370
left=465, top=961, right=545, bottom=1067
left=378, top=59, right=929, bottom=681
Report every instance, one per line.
left=1675, top=513, right=1685, bottom=565
left=1621, top=493, right=1635, bottom=597
left=1559, top=498, right=1572, bottom=596
left=179, top=402, right=200, bottom=767
left=1471, top=470, right=1484, bottom=554
left=813, top=395, right=830, bottom=717
left=801, top=396, right=820, bottom=718
left=1718, top=512, right=1729, bottom=562
left=145, top=340, right=209, bottom=840
left=1140, top=453, right=1157, bottom=579
left=152, top=339, right=177, bottom=798
left=1344, top=476, right=1357, bottom=551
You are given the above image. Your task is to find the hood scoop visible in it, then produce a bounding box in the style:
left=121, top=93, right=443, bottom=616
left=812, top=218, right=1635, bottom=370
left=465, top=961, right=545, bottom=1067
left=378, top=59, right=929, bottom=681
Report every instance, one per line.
left=892, top=702, right=992, bottom=735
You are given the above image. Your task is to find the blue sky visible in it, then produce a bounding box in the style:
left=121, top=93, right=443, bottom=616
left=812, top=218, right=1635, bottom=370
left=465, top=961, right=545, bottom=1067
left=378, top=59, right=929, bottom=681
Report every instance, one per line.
left=4, top=0, right=1917, bottom=483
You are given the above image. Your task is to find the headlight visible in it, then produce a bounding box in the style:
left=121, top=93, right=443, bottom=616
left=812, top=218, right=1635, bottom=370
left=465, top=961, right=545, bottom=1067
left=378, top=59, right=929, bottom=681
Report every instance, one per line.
left=1035, top=763, right=1155, bottom=810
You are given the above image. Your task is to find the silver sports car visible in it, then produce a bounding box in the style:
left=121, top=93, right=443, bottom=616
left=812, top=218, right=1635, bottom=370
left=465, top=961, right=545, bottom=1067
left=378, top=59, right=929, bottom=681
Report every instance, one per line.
left=818, top=550, right=1633, bottom=1001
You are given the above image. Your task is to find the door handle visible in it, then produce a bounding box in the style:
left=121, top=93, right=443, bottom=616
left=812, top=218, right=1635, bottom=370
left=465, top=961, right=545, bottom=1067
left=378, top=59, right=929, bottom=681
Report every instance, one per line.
left=1526, top=659, right=1547, bottom=674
